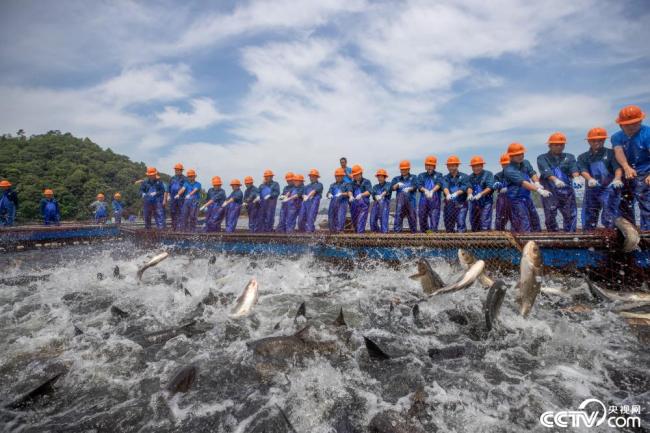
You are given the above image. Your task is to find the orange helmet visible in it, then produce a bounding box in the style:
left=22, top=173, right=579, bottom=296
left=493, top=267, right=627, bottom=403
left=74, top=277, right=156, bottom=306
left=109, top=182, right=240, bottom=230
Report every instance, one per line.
left=399, top=160, right=411, bottom=170
left=244, top=176, right=254, bottom=185
left=586, top=127, right=608, bottom=140
left=285, top=172, right=294, bottom=181
left=44, top=189, right=54, bottom=196
left=97, top=193, right=105, bottom=199
left=499, top=153, right=511, bottom=165
left=212, top=176, right=222, bottom=186
left=424, top=156, right=437, bottom=166
left=230, top=179, right=241, bottom=186
left=351, top=164, right=363, bottom=176
left=375, top=169, right=388, bottom=177
left=469, top=156, right=485, bottom=166
left=295, top=174, right=305, bottom=182
left=187, top=169, right=196, bottom=177
left=335, top=167, right=346, bottom=177
left=309, top=169, right=320, bottom=178
left=547, top=132, right=567, bottom=145
left=507, top=142, right=526, bottom=156
left=616, top=105, right=645, bottom=125
left=114, top=192, right=122, bottom=199
left=263, top=169, right=274, bottom=177
left=146, top=167, right=158, bottom=176
left=0, top=180, right=12, bottom=187
left=446, top=155, right=461, bottom=165
left=174, top=163, right=183, bottom=170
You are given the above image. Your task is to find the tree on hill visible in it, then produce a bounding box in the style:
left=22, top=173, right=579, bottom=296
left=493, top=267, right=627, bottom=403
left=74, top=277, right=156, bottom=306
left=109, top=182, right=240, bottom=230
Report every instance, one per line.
left=0, top=131, right=170, bottom=222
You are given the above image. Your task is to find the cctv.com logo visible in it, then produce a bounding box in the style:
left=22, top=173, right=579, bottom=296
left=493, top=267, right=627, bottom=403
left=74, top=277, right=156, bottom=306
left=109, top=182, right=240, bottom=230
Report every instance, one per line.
left=540, top=398, right=642, bottom=429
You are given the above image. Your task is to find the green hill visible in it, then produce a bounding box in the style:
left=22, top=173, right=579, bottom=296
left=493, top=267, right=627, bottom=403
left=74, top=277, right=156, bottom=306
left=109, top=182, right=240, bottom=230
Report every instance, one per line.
left=0, top=130, right=169, bottom=222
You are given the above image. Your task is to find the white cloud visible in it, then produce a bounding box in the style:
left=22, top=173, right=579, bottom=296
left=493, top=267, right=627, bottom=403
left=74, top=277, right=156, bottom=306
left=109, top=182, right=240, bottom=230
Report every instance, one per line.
left=156, top=98, right=225, bottom=130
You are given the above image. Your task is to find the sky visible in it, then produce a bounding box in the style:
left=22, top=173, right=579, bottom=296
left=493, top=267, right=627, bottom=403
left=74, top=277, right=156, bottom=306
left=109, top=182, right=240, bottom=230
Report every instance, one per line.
left=1, top=0, right=649, bottom=184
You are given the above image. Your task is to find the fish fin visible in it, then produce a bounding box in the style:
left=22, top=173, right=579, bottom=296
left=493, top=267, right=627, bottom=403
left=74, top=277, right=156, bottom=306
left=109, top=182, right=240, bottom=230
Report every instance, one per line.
left=294, top=302, right=306, bottom=320
left=363, top=336, right=390, bottom=360
left=334, top=307, right=347, bottom=327
left=136, top=268, right=145, bottom=280
left=294, top=324, right=311, bottom=340
left=408, top=273, right=423, bottom=280
left=584, top=276, right=605, bottom=301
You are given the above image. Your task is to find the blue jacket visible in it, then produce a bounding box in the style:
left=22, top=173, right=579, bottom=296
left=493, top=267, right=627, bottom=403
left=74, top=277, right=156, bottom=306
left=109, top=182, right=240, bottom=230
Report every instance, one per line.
left=577, top=147, right=620, bottom=186
left=1, top=188, right=18, bottom=208
left=493, top=171, right=506, bottom=190
left=40, top=198, right=60, bottom=218
left=390, top=174, right=418, bottom=202
left=259, top=181, right=280, bottom=199
left=443, top=172, right=470, bottom=201
left=372, top=182, right=392, bottom=200
left=350, top=178, right=372, bottom=196
left=139, top=179, right=166, bottom=202
left=537, top=152, right=579, bottom=183
left=417, top=171, right=444, bottom=193
left=611, top=124, right=650, bottom=176
left=244, top=185, right=259, bottom=203
left=168, top=175, right=186, bottom=198
left=504, top=160, right=537, bottom=200
left=228, top=189, right=244, bottom=204
left=112, top=199, right=123, bottom=213
left=287, top=185, right=304, bottom=198
left=207, top=187, right=226, bottom=206
left=328, top=181, right=351, bottom=199
left=468, top=170, right=495, bottom=196
left=304, top=181, right=323, bottom=197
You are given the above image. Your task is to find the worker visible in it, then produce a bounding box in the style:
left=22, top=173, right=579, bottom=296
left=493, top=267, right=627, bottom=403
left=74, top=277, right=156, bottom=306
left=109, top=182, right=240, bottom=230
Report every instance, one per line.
left=139, top=167, right=166, bottom=229
left=340, top=157, right=352, bottom=183
left=370, top=169, right=391, bottom=233
left=90, top=193, right=108, bottom=224
left=503, top=143, right=549, bottom=232
left=327, top=168, right=351, bottom=232
left=167, top=163, right=186, bottom=231
left=40, top=189, right=60, bottom=225
left=612, top=105, right=650, bottom=230
left=276, top=172, right=295, bottom=232
left=578, top=127, right=623, bottom=230
left=177, top=169, right=201, bottom=231
left=442, top=156, right=470, bottom=233
left=349, top=165, right=372, bottom=233
left=467, top=156, right=495, bottom=231
left=537, top=132, right=582, bottom=232
left=258, top=170, right=281, bottom=232
left=390, top=160, right=418, bottom=232
left=0, top=180, right=18, bottom=227
left=417, top=156, right=443, bottom=232
left=492, top=153, right=512, bottom=230
left=112, top=192, right=124, bottom=225
left=298, top=169, right=323, bottom=232
left=283, top=174, right=304, bottom=233
left=202, top=176, right=226, bottom=232
left=242, top=176, right=260, bottom=232
left=220, top=179, right=243, bottom=233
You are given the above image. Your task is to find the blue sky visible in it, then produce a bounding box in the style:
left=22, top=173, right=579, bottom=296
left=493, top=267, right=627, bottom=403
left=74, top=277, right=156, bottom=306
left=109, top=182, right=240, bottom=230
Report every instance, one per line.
left=1, top=0, right=649, bottom=184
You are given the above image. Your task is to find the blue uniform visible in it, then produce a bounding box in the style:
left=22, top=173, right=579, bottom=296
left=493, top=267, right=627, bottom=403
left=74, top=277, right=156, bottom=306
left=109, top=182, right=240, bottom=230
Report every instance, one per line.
left=612, top=124, right=650, bottom=230
left=537, top=152, right=579, bottom=232
left=503, top=160, right=541, bottom=232
left=327, top=181, right=351, bottom=232
left=298, top=181, right=323, bottom=232
left=370, top=182, right=392, bottom=233
left=277, top=183, right=298, bottom=232
left=468, top=170, right=495, bottom=231
left=244, top=185, right=260, bottom=232
left=442, top=172, right=470, bottom=232
left=139, top=179, right=166, bottom=229
left=390, top=174, right=418, bottom=232
left=0, top=188, right=18, bottom=227
left=258, top=180, right=280, bottom=232
left=350, top=178, right=372, bottom=233
left=90, top=200, right=108, bottom=224
left=205, top=187, right=227, bottom=232
left=577, top=147, right=621, bottom=230
left=493, top=171, right=510, bottom=230
left=417, top=171, right=443, bottom=232
left=168, top=174, right=186, bottom=231
left=40, top=198, right=60, bottom=225
left=279, top=185, right=304, bottom=233
left=224, top=189, right=243, bottom=233
left=112, top=199, right=123, bottom=225
left=179, top=180, right=201, bottom=231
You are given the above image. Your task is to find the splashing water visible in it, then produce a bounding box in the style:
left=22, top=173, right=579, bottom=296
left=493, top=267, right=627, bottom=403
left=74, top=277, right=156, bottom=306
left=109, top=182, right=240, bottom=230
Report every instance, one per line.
left=0, top=243, right=648, bottom=432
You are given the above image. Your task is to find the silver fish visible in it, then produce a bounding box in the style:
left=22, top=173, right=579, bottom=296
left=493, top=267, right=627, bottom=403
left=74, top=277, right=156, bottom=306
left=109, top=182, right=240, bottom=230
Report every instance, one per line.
left=433, top=260, right=485, bottom=295
left=614, top=217, right=640, bottom=253
left=409, top=258, right=445, bottom=295
left=136, top=252, right=170, bottom=280
left=458, top=249, right=494, bottom=288
left=515, top=241, right=542, bottom=317
left=484, top=280, right=507, bottom=331
left=586, top=278, right=650, bottom=303
left=230, top=278, right=259, bottom=318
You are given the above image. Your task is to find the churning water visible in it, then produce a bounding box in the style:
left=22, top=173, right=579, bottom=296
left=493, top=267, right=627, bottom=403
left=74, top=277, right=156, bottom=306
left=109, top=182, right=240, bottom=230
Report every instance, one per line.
left=0, top=244, right=648, bottom=432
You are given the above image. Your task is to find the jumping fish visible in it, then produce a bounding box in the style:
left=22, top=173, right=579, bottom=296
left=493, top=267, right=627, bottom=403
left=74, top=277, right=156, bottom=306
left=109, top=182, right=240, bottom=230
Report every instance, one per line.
left=409, top=258, right=445, bottom=295
left=614, top=216, right=640, bottom=253
left=619, top=303, right=650, bottom=320
left=586, top=277, right=650, bottom=303
left=363, top=336, right=390, bottom=360
left=334, top=307, right=347, bottom=327
left=515, top=241, right=542, bottom=317
left=229, top=278, right=259, bottom=318
left=484, top=280, right=507, bottom=331
left=166, top=365, right=197, bottom=394
left=458, top=249, right=494, bottom=288
left=6, top=371, right=66, bottom=409
left=433, top=260, right=485, bottom=295
left=136, top=252, right=170, bottom=280
left=248, top=325, right=337, bottom=359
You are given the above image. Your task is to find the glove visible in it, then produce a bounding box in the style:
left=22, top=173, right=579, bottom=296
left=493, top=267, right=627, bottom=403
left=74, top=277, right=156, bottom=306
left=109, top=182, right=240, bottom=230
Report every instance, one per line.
left=467, top=193, right=475, bottom=201
left=450, top=191, right=460, bottom=200
left=499, top=187, right=507, bottom=193
left=404, top=186, right=414, bottom=193
left=553, top=179, right=566, bottom=188
left=538, top=189, right=552, bottom=198
left=302, top=195, right=309, bottom=202
left=610, top=179, right=623, bottom=189
left=278, top=195, right=286, bottom=201
left=444, top=192, right=451, bottom=201
left=355, top=193, right=363, bottom=200
left=174, top=194, right=180, bottom=200
left=253, top=196, right=260, bottom=203
left=534, top=182, right=544, bottom=190
left=572, top=180, right=583, bottom=189
left=424, top=190, right=432, bottom=199
left=327, top=192, right=333, bottom=199
left=263, top=194, right=270, bottom=200
left=376, top=196, right=383, bottom=202
left=492, top=182, right=502, bottom=190
left=395, top=182, right=404, bottom=189
left=335, top=192, right=342, bottom=197
left=142, top=193, right=147, bottom=198
left=587, top=178, right=600, bottom=188
left=199, top=205, right=207, bottom=212
left=348, top=196, right=354, bottom=203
